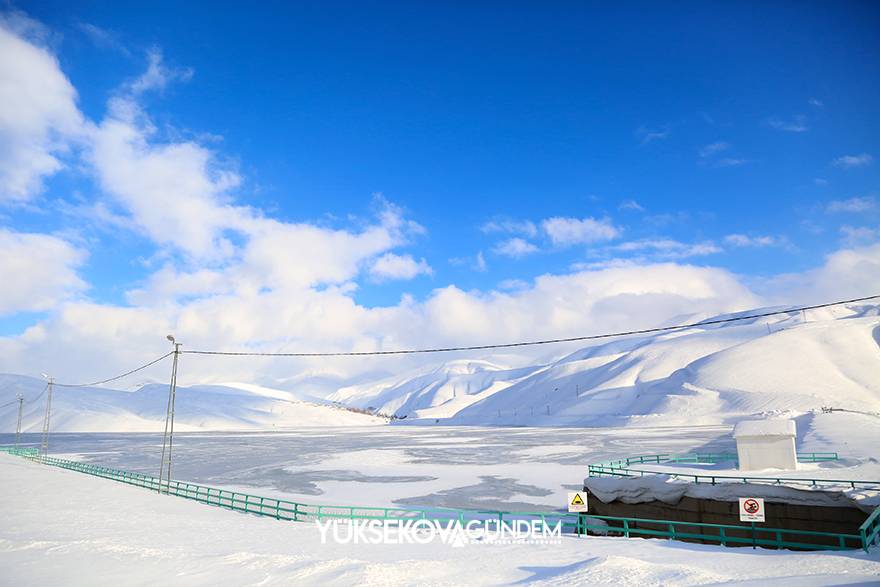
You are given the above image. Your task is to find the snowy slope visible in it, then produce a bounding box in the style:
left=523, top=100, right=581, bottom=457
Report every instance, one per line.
left=329, top=359, right=543, bottom=418
left=334, top=303, right=880, bottom=427
left=0, top=375, right=385, bottom=432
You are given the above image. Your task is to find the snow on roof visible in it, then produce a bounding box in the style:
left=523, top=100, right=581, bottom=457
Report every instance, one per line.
left=733, top=419, right=796, bottom=438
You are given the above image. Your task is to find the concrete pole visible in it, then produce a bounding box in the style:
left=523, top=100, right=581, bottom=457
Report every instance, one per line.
left=40, top=379, right=54, bottom=458
left=158, top=340, right=181, bottom=493
left=14, top=395, right=23, bottom=448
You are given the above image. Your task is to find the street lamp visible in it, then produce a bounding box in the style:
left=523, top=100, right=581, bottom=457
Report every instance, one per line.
left=158, top=335, right=182, bottom=493
left=39, top=373, right=54, bottom=458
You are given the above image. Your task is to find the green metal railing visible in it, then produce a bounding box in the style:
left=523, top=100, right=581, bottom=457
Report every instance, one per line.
left=862, top=505, right=880, bottom=551
left=587, top=452, right=880, bottom=490
left=1, top=446, right=876, bottom=552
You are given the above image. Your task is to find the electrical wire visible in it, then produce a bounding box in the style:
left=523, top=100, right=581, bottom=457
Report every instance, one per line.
left=53, top=352, right=174, bottom=388
left=0, top=384, right=47, bottom=408
left=25, top=384, right=47, bottom=405
left=182, top=293, right=880, bottom=358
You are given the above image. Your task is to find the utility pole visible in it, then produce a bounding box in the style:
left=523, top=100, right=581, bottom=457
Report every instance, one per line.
left=40, top=374, right=54, bottom=458
left=14, top=394, right=23, bottom=448
left=158, top=336, right=182, bottom=493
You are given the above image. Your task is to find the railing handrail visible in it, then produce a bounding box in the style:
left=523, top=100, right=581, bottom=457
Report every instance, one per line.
left=587, top=452, right=880, bottom=489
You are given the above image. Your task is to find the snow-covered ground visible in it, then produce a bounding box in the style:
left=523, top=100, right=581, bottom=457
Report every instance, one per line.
left=2, top=302, right=878, bottom=584
left=1, top=453, right=879, bottom=586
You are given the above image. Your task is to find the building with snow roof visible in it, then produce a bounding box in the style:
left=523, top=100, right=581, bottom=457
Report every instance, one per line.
left=734, top=419, right=797, bottom=471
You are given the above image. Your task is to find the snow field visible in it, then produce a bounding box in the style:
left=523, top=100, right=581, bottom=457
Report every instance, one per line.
left=2, top=453, right=879, bottom=586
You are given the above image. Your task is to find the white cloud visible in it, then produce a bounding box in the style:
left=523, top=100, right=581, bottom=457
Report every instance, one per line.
left=480, top=219, right=538, bottom=238
left=724, top=234, right=776, bottom=247
left=0, top=229, right=86, bottom=316
left=699, top=141, right=730, bottom=158
left=89, top=108, right=245, bottom=261
left=809, top=98, right=824, bottom=107
left=541, top=217, right=620, bottom=246
left=0, top=261, right=763, bottom=389
left=0, top=16, right=85, bottom=202
left=496, top=279, right=529, bottom=291
left=767, top=115, right=808, bottom=132
left=618, top=199, right=645, bottom=212
left=827, top=196, right=876, bottom=213
left=369, top=253, right=432, bottom=282
left=126, top=265, right=231, bottom=305
left=128, top=49, right=193, bottom=95
left=832, top=153, right=873, bottom=169
left=450, top=252, right=487, bottom=272
left=474, top=251, right=487, bottom=272
left=611, top=239, right=722, bottom=259
left=75, top=21, right=129, bottom=55
left=840, top=226, right=880, bottom=246
left=764, top=242, right=880, bottom=303
left=713, top=157, right=747, bottom=168
left=814, top=178, right=828, bottom=186
left=636, top=125, right=670, bottom=144
left=492, top=237, right=539, bottom=258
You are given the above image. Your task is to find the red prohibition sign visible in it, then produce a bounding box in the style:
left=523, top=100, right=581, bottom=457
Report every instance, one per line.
left=743, top=499, right=760, bottom=514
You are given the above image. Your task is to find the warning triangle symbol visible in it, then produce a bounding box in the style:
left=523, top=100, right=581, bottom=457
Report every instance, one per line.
left=571, top=493, right=585, bottom=506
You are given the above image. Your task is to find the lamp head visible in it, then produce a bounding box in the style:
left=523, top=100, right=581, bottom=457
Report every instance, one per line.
left=166, top=334, right=176, bottom=343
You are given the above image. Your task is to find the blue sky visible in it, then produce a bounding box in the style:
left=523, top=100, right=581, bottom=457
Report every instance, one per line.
left=1, top=2, right=879, bottom=385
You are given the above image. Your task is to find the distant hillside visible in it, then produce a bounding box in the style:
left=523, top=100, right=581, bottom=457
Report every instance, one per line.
left=3, top=303, right=877, bottom=431
left=333, top=302, right=880, bottom=427
left=0, top=376, right=386, bottom=432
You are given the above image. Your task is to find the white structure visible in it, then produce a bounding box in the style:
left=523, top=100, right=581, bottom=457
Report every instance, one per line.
left=733, top=419, right=797, bottom=471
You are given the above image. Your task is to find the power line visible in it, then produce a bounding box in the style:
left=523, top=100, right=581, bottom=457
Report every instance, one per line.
left=1, top=385, right=48, bottom=408
left=181, top=293, right=880, bottom=358
left=25, top=384, right=48, bottom=406
left=53, top=352, right=173, bottom=388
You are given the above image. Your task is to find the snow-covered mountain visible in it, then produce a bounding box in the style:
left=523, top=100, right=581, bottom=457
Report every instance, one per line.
left=330, top=360, right=543, bottom=418
left=332, top=302, right=880, bottom=427
left=0, top=376, right=385, bottom=432
left=3, top=302, right=878, bottom=431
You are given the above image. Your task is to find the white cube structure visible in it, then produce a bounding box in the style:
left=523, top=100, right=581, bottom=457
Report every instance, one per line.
left=733, top=419, right=797, bottom=471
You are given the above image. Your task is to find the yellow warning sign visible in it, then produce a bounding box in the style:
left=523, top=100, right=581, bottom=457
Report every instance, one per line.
left=567, top=492, right=588, bottom=513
